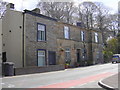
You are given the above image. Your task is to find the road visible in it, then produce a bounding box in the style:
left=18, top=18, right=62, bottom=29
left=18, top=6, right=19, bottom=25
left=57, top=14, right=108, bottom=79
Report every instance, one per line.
left=1, top=63, right=118, bottom=89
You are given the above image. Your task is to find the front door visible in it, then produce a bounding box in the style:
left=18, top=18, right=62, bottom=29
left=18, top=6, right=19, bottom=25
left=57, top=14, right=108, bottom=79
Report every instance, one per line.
left=48, top=51, right=56, bottom=65
left=77, top=49, right=81, bottom=63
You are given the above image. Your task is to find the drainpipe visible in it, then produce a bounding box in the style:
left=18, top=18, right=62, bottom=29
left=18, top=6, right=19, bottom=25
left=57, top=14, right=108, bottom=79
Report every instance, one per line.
left=90, top=30, right=93, bottom=65
left=22, top=12, right=25, bottom=67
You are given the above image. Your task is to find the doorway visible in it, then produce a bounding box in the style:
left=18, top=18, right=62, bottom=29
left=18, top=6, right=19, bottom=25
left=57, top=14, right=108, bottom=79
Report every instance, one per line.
left=77, top=49, right=81, bottom=63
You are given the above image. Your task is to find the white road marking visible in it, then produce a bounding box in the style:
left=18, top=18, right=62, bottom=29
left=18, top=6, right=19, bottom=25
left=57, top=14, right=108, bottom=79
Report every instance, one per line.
left=70, top=83, right=88, bottom=88
left=1, top=83, right=5, bottom=85
left=8, top=84, right=15, bottom=88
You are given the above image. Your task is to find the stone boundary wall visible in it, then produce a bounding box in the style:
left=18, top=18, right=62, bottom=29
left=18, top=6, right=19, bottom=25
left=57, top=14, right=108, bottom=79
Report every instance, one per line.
left=15, top=65, right=65, bottom=75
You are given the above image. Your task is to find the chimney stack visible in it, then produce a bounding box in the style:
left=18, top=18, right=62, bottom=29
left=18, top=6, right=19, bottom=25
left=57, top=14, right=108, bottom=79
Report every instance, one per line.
left=32, top=8, right=40, bottom=14
left=7, top=3, right=14, bottom=10
left=76, top=22, right=85, bottom=28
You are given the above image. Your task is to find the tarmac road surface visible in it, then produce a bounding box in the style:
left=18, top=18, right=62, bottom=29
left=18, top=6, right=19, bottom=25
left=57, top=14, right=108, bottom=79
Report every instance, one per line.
left=1, top=63, right=118, bottom=89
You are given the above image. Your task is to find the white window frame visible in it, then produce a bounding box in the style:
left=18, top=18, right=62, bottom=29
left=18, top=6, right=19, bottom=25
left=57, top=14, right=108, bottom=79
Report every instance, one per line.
left=65, top=48, right=71, bottom=62
left=38, top=50, right=46, bottom=66
left=64, top=26, right=70, bottom=39
left=38, top=24, right=45, bottom=41
left=81, top=31, right=85, bottom=41
left=95, top=32, right=98, bottom=43
left=96, top=51, right=99, bottom=59
left=82, top=49, right=85, bottom=59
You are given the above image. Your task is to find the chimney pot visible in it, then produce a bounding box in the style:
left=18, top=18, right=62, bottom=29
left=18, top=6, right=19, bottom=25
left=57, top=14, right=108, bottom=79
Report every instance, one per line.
left=76, top=22, right=85, bottom=28
left=7, top=3, right=14, bottom=9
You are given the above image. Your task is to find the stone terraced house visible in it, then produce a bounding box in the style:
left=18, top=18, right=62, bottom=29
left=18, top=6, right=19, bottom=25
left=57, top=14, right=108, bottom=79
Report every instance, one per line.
left=1, top=3, right=104, bottom=75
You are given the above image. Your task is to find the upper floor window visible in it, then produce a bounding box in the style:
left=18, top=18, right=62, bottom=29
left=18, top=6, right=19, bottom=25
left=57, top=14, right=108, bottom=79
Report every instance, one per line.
left=95, top=32, right=98, bottom=43
left=64, top=26, right=70, bottom=39
left=37, top=24, right=46, bottom=41
left=81, top=31, right=85, bottom=41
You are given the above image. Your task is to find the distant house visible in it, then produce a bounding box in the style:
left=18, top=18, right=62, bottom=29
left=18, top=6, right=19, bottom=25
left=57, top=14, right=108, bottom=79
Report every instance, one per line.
left=1, top=3, right=104, bottom=74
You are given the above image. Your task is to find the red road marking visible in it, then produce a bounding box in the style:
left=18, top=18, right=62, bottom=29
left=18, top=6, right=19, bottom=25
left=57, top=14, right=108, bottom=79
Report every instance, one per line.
left=37, top=72, right=114, bottom=88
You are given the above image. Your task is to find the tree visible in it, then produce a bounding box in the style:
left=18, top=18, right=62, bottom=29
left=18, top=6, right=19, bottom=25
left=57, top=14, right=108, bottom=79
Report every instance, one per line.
left=108, top=13, right=119, bottom=36
left=103, top=38, right=118, bottom=62
left=63, top=2, right=76, bottom=24
left=37, top=2, right=65, bottom=21
left=78, top=1, right=98, bottom=29
left=0, top=0, right=7, bottom=18
left=37, top=2, right=76, bottom=24
left=107, top=38, right=118, bottom=53
left=117, top=33, right=120, bottom=54
left=95, top=2, right=110, bottom=29
left=94, top=2, right=118, bottom=45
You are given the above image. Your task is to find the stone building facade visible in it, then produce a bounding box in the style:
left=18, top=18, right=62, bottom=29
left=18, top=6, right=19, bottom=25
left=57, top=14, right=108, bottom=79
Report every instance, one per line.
left=56, top=22, right=103, bottom=66
left=2, top=3, right=103, bottom=69
left=24, top=10, right=58, bottom=67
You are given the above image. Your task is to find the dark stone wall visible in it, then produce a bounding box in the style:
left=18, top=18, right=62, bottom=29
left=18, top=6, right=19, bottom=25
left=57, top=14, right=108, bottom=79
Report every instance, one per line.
left=15, top=65, right=65, bottom=75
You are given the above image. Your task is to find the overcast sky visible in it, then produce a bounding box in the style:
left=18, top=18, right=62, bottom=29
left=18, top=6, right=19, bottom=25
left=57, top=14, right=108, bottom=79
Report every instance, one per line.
left=3, top=0, right=119, bottom=14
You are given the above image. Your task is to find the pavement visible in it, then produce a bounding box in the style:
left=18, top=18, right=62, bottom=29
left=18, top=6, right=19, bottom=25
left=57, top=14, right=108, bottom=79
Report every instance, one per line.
left=98, top=72, right=119, bottom=90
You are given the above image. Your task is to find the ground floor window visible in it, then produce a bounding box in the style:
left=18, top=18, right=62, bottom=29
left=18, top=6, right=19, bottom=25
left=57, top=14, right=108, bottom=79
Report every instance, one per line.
left=65, top=48, right=71, bottom=63
left=96, top=51, right=99, bottom=59
left=82, top=49, right=87, bottom=60
left=37, top=50, right=46, bottom=66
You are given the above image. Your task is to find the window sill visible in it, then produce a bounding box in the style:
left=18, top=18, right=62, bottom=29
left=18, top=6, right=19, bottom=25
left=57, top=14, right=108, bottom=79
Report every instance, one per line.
left=64, top=38, right=70, bottom=40
left=37, top=40, right=47, bottom=43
